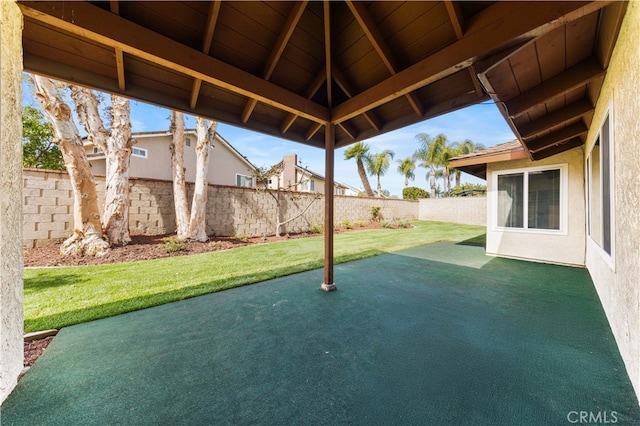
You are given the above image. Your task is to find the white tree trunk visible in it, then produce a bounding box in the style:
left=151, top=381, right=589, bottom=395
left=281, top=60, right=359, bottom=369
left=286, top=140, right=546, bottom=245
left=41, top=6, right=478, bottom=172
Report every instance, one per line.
left=71, top=87, right=134, bottom=246
left=170, top=111, right=190, bottom=240
left=32, top=76, right=109, bottom=257
left=188, top=117, right=217, bottom=242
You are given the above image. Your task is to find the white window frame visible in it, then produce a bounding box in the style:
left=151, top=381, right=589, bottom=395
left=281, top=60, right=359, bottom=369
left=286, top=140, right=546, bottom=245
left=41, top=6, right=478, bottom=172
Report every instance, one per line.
left=132, top=147, right=148, bottom=158
left=491, top=163, right=568, bottom=235
left=586, top=105, right=615, bottom=268
left=236, top=173, right=254, bottom=188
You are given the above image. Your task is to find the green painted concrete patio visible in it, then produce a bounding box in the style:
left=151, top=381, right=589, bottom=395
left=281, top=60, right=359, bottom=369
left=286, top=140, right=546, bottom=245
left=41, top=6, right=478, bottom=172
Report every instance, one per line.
left=3, top=241, right=639, bottom=425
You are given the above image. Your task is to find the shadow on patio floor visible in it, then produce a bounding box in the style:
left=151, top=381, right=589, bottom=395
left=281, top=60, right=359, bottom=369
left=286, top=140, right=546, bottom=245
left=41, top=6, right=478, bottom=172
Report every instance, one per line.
left=3, top=242, right=639, bottom=425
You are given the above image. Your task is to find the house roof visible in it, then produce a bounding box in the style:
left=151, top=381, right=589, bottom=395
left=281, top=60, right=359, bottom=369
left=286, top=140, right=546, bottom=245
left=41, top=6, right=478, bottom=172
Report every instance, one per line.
left=449, top=140, right=528, bottom=179
left=18, top=1, right=627, bottom=160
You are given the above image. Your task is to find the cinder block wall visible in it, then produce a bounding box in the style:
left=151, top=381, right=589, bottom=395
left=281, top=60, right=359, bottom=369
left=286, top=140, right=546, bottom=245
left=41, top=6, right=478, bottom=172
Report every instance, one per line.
left=418, top=197, right=486, bottom=226
left=23, top=169, right=418, bottom=248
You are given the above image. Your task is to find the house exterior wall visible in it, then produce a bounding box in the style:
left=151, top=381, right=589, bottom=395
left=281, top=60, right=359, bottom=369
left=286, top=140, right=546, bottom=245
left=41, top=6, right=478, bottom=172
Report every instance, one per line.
left=22, top=169, right=419, bottom=248
left=583, top=1, right=640, bottom=401
left=86, top=132, right=255, bottom=186
left=0, top=0, right=24, bottom=403
left=418, top=197, right=487, bottom=226
left=485, top=146, right=585, bottom=266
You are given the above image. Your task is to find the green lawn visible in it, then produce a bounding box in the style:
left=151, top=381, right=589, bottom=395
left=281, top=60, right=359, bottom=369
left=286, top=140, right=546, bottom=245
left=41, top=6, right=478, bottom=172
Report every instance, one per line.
left=24, top=221, right=484, bottom=332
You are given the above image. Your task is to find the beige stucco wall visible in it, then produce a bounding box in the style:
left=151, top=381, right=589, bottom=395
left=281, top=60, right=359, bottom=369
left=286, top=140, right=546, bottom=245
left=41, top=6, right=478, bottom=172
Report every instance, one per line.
left=419, top=197, right=487, bottom=226
left=0, top=0, right=24, bottom=403
left=87, top=132, right=255, bottom=186
left=583, top=1, right=640, bottom=401
left=486, top=146, right=586, bottom=266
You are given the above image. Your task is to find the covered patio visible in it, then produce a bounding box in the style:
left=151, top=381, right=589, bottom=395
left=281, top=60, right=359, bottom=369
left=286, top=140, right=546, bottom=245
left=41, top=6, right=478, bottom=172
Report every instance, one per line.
left=3, top=242, right=640, bottom=424
left=1, top=0, right=637, bottom=410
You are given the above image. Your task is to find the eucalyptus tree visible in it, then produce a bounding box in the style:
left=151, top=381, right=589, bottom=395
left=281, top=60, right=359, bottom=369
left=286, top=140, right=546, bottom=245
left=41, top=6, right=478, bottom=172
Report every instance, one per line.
left=344, top=142, right=374, bottom=197
left=366, top=149, right=395, bottom=197
left=188, top=117, right=218, bottom=242
left=396, top=156, right=416, bottom=187
left=413, top=133, right=448, bottom=198
left=32, top=75, right=109, bottom=256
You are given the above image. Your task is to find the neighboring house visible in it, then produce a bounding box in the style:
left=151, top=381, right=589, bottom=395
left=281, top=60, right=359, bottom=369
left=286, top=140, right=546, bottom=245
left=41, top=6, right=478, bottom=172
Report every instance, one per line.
left=84, top=129, right=258, bottom=187
left=267, top=154, right=361, bottom=196
left=449, top=2, right=640, bottom=399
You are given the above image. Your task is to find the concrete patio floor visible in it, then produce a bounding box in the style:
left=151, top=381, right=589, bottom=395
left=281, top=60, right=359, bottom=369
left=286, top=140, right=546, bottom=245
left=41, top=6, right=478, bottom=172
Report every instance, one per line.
left=2, top=241, right=639, bottom=425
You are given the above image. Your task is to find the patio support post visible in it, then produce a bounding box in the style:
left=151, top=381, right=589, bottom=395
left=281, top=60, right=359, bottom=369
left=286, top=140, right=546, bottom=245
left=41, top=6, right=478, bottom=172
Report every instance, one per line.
left=320, top=123, right=336, bottom=291
left=0, top=0, right=25, bottom=403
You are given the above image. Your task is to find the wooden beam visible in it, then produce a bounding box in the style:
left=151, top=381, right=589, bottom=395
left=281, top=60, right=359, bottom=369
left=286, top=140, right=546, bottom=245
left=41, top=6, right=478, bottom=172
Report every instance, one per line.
left=114, top=47, right=125, bottom=91
left=505, top=58, right=605, bottom=118
left=337, top=122, right=356, bottom=141
left=531, top=137, right=584, bottom=160
left=190, top=1, right=221, bottom=110
left=264, top=1, right=307, bottom=80
left=20, top=1, right=330, bottom=124
left=321, top=123, right=336, bottom=291
left=241, top=99, right=258, bottom=124
left=444, top=0, right=465, bottom=39
left=526, top=122, right=588, bottom=153
left=241, top=1, right=307, bottom=123
left=305, top=122, right=322, bottom=141
left=331, top=65, right=381, bottom=131
left=323, top=1, right=332, bottom=107
left=332, top=1, right=606, bottom=124
left=279, top=66, right=327, bottom=134
left=595, top=1, right=628, bottom=69
left=109, top=0, right=118, bottom=15
left=346, top=0, right=422, bottom=116
left=519, top=99, right=593, bottom=140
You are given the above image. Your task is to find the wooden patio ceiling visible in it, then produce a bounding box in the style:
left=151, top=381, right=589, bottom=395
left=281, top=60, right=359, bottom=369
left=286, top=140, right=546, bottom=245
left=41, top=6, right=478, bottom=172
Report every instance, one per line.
left=18, top=1, right=627, bottom=158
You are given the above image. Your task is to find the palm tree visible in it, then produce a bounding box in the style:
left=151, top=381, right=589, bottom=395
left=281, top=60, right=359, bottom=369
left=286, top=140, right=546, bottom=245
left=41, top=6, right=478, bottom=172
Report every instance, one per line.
left=413, top=133, right=447, bottom=198
left=366, top=149, right=395, bottom=197
left=451, top=139, right=485, bottom=187
left=344, top=142, right=374, bottom=196
left=396, top=157, right=416, bottom=187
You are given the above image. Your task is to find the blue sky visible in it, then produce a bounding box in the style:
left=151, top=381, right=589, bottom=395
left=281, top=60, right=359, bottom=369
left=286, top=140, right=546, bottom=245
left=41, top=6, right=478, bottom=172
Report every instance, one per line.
left=24, top=79, right=515, bottom=197
left=127, top=99, right=515, bottom=197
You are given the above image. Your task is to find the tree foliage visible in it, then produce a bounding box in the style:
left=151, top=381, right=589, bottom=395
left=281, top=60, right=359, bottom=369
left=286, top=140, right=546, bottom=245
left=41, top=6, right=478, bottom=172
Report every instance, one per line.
left=365, top=149, right=395, bottom=197
left=396, top=157, right=416, bottom=187
left=402, top=186, right=430, bottom=200
left=22, top=106, right=65, bottom=170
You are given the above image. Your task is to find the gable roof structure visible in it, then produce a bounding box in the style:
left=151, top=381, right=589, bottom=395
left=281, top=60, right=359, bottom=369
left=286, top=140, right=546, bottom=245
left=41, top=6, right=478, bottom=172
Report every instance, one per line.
left=17, top=0, right=629, bottom=288
left=18, top=1, right=627, bottom=157
left=449, top=140, right=528, bottom=180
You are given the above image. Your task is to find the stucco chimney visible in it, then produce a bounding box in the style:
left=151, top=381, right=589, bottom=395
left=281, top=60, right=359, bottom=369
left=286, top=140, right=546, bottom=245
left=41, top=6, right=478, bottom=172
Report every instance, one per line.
left=283, top=154, right=297, bottom=190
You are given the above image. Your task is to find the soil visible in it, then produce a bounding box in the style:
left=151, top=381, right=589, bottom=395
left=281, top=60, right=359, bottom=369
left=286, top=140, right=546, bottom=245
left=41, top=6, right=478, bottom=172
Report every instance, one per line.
left=22, top=222, right=396, bottom=366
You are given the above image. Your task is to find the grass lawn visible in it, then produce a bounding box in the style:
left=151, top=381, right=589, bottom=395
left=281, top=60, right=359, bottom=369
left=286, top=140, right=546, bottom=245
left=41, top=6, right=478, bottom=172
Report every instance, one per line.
left=24, top=221, right=484, bottom=332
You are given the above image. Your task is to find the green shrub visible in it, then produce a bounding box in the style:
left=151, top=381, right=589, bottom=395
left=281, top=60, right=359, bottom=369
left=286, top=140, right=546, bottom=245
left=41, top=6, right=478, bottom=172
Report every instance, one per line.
left=310, top=223, right=324, bottom=234
left=161, top=237, right=185, bottom=253
left=342, top=219, right=352, bottom=229
left=382, top=220, right=393, bottom=228
left=402, top=187, right=430, bottom=200
left=371, top=206, right=382, bottom=222
left=356, top=220, right=365, bottom=227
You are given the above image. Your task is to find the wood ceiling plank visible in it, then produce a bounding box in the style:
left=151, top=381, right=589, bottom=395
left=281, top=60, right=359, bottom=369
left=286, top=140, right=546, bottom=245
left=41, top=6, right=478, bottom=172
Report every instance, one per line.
left=242, top=1, right=307, bottom=125
left=565, top=12, right=598, bottom=68
left=527, top=122, right=588, bottom=153
left=280, top=65, right=326, bottom=134
left=332, top=65, right=381, bottom=131
left=595, top=2, right=628, bottom=69
left=508, top=43, right=542, bottom=95
left=190, top=1, right=221, bottom=109
left=444, top=0, right=465, bottom=39
left=346, top=0, right=422, bottom=115
left=505, top=57, right=604, bottom=118
left=333, top=1, right=604, bottom=124
left=20, top=1, right=330, bottom=124
left=535, top=26, right=566, bottom=81
left=519, top=99, right=593, bottom=140
left=531, top=137, right=584, bottom=160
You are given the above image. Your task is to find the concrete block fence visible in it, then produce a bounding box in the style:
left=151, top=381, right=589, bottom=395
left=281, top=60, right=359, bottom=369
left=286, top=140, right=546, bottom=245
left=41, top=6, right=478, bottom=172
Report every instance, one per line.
left=418, top=196, right=487, bottom=226
left=22, top=169, right=419, bottom=248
